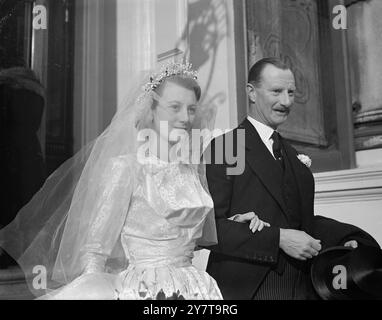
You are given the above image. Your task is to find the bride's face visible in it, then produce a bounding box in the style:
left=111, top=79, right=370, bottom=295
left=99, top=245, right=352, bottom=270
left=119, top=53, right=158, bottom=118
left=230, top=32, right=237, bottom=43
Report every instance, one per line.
left=152, top=80, right=198, bottom=144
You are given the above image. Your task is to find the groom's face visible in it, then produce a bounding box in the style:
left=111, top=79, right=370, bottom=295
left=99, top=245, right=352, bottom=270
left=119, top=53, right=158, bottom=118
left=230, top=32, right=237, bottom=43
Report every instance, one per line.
left=247, top=64, right=296, bottom=129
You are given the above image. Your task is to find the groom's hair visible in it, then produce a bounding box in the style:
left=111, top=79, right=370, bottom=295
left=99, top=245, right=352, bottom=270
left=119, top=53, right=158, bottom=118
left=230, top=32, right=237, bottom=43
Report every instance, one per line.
left=248, top=57, right=290, bottom=88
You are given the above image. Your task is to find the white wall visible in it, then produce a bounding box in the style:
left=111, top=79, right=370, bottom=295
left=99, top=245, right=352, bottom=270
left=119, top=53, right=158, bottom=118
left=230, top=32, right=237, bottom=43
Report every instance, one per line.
left=115, top=0, right=156, bottom=107
left=314, top=166, right=382, bottom=246
left=314, top=149, right=382, bottom=247
left=73, top=0, right=118, bottom=151
left=188, top=0, right=240, bottom=131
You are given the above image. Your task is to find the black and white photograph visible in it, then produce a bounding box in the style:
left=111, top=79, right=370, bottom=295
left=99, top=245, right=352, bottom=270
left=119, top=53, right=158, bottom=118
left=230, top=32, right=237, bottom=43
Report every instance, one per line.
left=0, top=0, right=381, bottom=307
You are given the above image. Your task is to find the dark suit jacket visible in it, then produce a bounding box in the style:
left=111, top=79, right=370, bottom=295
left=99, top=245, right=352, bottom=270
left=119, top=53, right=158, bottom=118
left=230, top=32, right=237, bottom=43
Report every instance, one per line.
left=204, top=119, right=379, bottom=300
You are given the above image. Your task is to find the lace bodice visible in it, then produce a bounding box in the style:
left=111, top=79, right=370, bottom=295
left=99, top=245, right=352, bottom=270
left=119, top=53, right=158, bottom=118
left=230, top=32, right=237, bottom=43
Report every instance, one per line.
left=82, top=155, right=214, bottom=273
left=122, top=156, right=213, bottom=268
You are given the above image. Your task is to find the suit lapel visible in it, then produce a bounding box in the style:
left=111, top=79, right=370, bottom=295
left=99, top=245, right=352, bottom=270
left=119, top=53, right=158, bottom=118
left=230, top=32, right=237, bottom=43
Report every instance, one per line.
left=239, top=119, right=289, bottom=219
left=281, top=138, right=315, bottom=230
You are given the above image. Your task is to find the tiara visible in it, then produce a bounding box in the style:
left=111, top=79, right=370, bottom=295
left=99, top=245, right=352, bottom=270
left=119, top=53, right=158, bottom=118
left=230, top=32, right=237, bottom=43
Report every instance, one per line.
left=143, top=61, right=198, bottom=93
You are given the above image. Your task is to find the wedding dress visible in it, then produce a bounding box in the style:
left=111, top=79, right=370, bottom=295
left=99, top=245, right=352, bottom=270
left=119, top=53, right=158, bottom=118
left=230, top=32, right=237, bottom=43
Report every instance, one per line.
left=42, top=155, right=222, bottom=300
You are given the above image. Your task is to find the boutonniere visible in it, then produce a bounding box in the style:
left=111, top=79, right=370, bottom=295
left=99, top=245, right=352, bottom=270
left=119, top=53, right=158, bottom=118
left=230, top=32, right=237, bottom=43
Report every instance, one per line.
left=297, top=154, right=312, bottom=168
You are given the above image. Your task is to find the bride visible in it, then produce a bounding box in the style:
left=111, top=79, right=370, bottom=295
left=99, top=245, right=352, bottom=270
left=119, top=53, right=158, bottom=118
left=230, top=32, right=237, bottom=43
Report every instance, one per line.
left=0, top=61, right=223, bottom=300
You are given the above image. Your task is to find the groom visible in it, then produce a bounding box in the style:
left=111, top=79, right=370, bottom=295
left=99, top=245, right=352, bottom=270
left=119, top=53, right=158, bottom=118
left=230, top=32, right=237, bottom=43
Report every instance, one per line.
left=204, top=57, right=379, bottom=299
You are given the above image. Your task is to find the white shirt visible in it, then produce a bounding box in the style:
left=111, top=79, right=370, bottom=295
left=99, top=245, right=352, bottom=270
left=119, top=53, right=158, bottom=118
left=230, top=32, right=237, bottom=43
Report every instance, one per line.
left=247, top=116, right=278, bottom=159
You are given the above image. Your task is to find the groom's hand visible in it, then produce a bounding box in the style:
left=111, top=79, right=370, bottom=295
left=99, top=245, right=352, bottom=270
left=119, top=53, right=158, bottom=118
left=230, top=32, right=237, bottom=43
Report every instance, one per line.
left=279, top=229, right=322, bottom=261
left=344, top=240, right=358, bottom=248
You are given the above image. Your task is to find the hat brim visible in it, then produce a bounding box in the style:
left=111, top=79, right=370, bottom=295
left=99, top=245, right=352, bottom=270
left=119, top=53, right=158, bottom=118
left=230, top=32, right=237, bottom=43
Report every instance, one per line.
left=311, top=246, right=360, bottom=300
left=349, top=246, right=382, bottom=299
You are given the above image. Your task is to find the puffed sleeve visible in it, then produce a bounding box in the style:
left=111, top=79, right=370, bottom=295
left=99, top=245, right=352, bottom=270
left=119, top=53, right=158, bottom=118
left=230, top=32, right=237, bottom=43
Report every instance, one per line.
left=79, top=156, right=134, bottom=274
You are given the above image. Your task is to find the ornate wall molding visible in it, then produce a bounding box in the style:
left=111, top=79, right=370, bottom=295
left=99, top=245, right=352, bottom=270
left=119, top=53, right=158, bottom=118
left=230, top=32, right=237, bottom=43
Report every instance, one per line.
left=314, top=166, right=382, bottom=204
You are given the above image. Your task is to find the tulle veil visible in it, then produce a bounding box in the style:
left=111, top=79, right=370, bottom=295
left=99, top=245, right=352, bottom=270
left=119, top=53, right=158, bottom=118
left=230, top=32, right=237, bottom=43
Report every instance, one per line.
left=0, top=64, right=218, bottom=298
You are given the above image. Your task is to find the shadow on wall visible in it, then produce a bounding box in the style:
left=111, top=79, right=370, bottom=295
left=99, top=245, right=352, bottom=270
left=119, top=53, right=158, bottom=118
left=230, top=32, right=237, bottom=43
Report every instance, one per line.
left=177, top=0, right=229, bottom=122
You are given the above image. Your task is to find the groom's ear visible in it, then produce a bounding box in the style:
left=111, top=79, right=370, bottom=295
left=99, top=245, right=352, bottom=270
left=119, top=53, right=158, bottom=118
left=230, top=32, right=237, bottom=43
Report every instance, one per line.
left=246, top=83, right=256, bottom=104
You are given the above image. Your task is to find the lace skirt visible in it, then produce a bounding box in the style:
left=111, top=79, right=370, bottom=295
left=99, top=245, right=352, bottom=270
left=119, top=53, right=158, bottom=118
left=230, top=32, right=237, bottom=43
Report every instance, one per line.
left=39, top=264, right=223, bottom=300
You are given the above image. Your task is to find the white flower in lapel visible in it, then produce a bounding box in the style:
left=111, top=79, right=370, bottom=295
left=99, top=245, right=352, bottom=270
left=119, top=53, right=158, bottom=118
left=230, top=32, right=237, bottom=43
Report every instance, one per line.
left=297, top=154, right=312, bottom=168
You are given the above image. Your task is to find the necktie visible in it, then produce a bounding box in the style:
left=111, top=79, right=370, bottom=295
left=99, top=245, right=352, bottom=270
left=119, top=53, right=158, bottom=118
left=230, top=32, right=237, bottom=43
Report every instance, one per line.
left=271, top=131, right=284, bottom=168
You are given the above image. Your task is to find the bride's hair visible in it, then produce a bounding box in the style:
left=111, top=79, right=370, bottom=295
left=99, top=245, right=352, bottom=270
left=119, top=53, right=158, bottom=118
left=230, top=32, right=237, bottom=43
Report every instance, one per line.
left=137, top=75, right=202, bottom=131
left=154, top=75, right=201, bottom=102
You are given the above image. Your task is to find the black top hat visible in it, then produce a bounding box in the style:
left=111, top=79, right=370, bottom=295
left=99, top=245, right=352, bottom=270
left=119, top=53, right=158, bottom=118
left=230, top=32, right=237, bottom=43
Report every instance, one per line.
left=311, top=245, right=382, bottom=300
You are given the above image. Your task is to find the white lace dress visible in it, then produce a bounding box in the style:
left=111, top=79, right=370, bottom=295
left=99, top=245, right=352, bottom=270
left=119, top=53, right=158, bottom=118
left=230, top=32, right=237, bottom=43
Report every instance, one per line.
left=41, top=156, right=222, bottom=300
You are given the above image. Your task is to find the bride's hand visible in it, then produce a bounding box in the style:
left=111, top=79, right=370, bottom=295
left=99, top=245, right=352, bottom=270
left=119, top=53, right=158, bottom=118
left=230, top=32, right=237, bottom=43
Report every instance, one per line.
left=249, top=214, right=271, bottom=233
left=228, top=212, right=270, bottom=233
